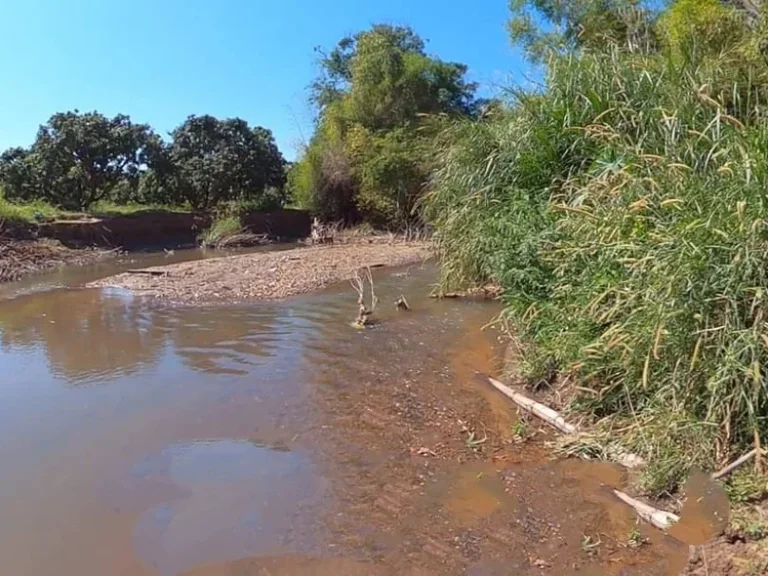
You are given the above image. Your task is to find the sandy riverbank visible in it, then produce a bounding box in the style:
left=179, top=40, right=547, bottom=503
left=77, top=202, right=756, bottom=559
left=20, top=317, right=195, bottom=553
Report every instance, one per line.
left=91, top=241, right=432, bottom=304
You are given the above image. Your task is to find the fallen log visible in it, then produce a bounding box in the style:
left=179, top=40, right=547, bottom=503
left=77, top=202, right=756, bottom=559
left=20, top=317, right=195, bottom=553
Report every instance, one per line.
left=613, top=489, right=679, bottom=530
left=486, top=376, right=677, bottom=531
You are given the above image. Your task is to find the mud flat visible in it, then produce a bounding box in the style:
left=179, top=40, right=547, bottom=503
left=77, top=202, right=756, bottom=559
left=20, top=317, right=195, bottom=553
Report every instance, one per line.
left=91, top=241, right=432, bottom=304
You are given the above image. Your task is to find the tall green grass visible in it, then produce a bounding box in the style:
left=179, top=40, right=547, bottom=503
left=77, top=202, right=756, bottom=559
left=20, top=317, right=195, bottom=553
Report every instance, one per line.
left=0, top=189, right=73, bottom=223
left=427, top=45, right=768, bottom=495
left=198, top=215, right=243, bottom=248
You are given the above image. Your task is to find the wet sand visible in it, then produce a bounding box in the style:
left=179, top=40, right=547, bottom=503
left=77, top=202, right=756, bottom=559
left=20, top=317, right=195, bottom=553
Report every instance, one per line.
left=90, top=241, right=431, bottom=304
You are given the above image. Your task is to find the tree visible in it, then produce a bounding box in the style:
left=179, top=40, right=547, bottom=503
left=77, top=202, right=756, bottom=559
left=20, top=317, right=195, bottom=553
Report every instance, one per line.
left=34, top=111, right=157, bottom=209
left=508, top=0, right=659, bottom=61
left=168, top=115, right=286, bottom=211
left=293, top=24, right=478, bottom=226
left=0, top=147, right=39, bottom=201
left=312, top=25, right=476, bottom=128
left=0, top=111, right=159, bottom=210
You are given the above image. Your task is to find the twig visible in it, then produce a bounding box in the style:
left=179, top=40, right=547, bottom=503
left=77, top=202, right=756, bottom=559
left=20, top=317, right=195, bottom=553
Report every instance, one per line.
left=487, top=376, right=577, bottom=434
left=711, top=448, right=764, bottom=480
left=613, top=489, right=679, bottom=530
left=127, top=269, right=167, bottom=276
left=755, top=429, right=763, bottom=475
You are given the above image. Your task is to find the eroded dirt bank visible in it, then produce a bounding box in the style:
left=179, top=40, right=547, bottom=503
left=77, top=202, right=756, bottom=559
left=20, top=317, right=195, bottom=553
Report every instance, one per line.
left=91, top=242, right=432, bottom=304
left=4, top=209, right=311, bottom=249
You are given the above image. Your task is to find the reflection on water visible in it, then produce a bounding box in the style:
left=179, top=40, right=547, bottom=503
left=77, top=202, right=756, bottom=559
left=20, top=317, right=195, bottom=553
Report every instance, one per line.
left=0, top=288, right=163, bottom=382
left=131, top=440, right=322, bottom=576
left=0, top=258, right=459, bottom=575
left=0, top=288, right=304, bottom=382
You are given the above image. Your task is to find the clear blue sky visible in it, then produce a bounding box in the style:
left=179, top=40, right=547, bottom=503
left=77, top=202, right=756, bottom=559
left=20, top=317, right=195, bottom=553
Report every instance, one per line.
left=0, top=0, right=530, bottom=161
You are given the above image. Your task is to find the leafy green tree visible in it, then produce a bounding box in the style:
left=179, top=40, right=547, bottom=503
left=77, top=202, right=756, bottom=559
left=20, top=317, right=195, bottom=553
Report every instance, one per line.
left=508, top=0, right=659, bottom=61
left=168, top=115, right=286, bottom=211
left=293, top=24, right=477, bottom=226
left=0, top=111, right=159, bottom=210
left=135, top=139, right=177, bottom=205
left=0, top=147, right=39, bottom=201
left=313, top=25, right=476, bottom=128
left=34, top=111, right=157, bottom=209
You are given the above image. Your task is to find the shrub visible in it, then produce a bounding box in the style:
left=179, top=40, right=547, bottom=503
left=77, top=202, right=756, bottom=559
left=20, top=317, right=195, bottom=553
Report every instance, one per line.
left=198, top=215, right=242, bottom=248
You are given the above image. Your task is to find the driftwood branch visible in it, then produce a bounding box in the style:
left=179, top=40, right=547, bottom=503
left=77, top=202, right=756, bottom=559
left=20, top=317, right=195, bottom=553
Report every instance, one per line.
left=487, top=376, right=577, bottom=434
left=486, top=376, right=675, bottom=531
left=613, top=490, right=680, bottom=530
left=711, top=448, right=766, bottom=480
left=395, top=295, right=410, bottom=311
left=487, top=376, right=645, bottom=468
left=350, top=266, right=378, bottom=327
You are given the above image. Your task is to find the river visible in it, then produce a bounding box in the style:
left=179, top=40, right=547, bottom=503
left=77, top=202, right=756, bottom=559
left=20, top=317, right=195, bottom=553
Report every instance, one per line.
left=0, top=249, right=714, bottom=575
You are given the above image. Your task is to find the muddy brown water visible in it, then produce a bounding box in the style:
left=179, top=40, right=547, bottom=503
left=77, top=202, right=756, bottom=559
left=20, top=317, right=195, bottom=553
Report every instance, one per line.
left=0, top=250, right=724, bottom=575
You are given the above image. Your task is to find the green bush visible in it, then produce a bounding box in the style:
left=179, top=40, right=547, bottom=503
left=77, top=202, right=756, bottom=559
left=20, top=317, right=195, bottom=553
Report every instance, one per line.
left=198, top=215, right=242, bottom=247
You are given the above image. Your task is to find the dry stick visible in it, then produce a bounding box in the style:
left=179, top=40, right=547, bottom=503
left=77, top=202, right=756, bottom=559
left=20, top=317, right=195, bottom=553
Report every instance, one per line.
left=486, top=375, right=676, bottom=530
left=350, top=266, right=377, bottom=327
left=127, top=269, right=167, bottom=276
left=755, top=429, right=763, bottom=475
left=711, top=448, right=763, bottom=481
left=486, top=376, right=645, bottom=467
left=613, top=490, right=680, bottom=531
left=487, top=376, right=576, bottom=434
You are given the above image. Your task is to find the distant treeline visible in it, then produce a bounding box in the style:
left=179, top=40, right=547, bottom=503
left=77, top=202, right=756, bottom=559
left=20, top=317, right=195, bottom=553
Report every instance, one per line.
left=0, top=113, right=286, bottom=211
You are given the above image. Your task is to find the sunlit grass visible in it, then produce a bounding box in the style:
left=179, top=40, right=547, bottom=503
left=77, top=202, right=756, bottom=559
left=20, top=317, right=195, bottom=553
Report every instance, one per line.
left=0, top=191, right=78, bottom=223
left=87, top=200, right=189, bottom=217
left=426, top=44, right=768, bottom=495
left=198, top=215, right=243, bottom=247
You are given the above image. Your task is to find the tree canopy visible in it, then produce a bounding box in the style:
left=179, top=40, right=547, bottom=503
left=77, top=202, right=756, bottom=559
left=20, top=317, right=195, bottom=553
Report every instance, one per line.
left=0, top=111, right=286, bottom=211
left=0, top=112, right=160, bottom=210
left=508, top=0, right=661, bottom=61
left=168, top=115, right=286, bottom=211
left=291, top=24, right=478, bottom=226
